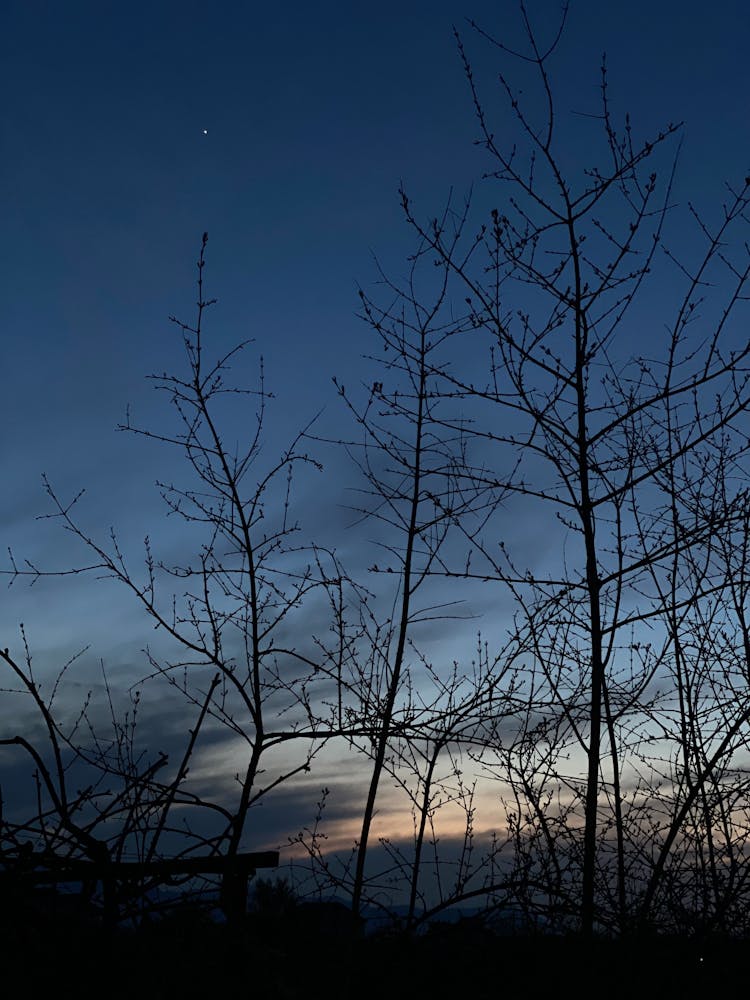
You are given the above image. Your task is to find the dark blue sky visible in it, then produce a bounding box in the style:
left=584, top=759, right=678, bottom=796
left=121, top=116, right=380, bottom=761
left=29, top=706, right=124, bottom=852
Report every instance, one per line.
left=4, top=0, right=748, bottom=534
left=2, top=1, right=749, bottom=864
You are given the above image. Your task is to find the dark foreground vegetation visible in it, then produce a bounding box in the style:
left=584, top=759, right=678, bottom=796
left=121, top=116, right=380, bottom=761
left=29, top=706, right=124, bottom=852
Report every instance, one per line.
left=1, top=895, right=748, bottom=1000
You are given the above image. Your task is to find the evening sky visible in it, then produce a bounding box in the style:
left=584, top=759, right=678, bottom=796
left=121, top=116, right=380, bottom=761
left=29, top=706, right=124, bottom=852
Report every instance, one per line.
left=2, top=0, right=749, bottom=864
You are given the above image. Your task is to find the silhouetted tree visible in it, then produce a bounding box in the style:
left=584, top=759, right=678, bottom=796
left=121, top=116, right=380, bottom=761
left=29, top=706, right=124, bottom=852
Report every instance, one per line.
left=3, top=235, right=355, bottom=920
left=388, top=3, right=750, bottom=934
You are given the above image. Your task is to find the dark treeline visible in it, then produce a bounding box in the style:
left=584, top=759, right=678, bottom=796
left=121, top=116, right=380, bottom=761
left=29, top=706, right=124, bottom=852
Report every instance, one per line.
left=3, top=3, right=750, bottom=951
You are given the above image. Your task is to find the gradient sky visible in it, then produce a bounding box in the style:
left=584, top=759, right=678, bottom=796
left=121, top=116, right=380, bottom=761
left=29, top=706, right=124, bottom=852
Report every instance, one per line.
left=3, top=0, right=749, bottom=878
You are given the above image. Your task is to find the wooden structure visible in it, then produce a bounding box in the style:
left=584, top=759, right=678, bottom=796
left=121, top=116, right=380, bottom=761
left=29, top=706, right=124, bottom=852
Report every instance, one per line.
left=0, top=849, right=280, bottom=926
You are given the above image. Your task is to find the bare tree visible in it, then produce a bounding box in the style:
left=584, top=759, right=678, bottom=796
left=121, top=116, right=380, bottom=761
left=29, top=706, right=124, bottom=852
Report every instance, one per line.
left=298, top=215, right=521, bottom=919
left=4, top=235, right=355, bottom=918
left=630, top=431, right=750, bottom=935
left=0, top=626, right=193, bottom=924
left=387, top=4, right=750, bottom=934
